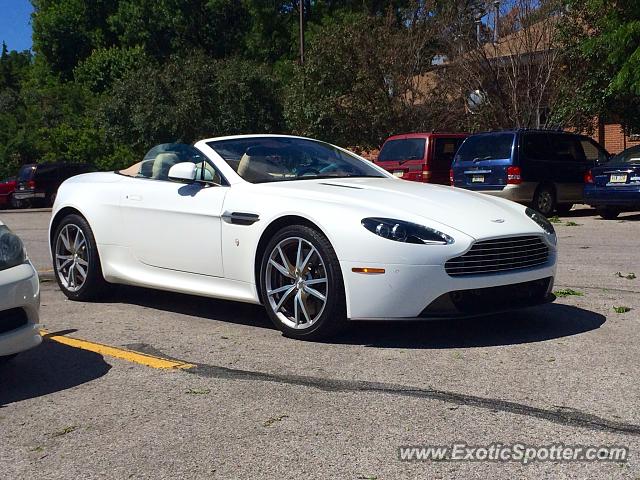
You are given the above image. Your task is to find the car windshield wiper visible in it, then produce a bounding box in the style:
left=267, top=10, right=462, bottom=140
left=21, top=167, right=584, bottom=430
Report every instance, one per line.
left=472, top=156, right=492, bottom=163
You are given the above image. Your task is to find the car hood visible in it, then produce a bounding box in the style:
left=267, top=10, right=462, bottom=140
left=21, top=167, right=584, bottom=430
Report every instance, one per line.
left=257, top=177, right=542, bottom=240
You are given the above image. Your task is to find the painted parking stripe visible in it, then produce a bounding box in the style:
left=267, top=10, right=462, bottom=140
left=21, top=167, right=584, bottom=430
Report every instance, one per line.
left=40, top=330, right=195, bottom=370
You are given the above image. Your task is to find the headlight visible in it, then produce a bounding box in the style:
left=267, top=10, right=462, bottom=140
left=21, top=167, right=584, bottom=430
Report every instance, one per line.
left=362, top=218, right=454, bottom=245
left=525, top=207, right=556, bottom=242
left=0, top=225, right=26, bottom=271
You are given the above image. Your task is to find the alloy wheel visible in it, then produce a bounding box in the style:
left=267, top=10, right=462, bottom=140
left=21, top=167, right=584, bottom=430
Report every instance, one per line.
left=536, top=190, right=553, bottom=214
left=265, top=237, right=328, bottom=329
left=55, top=224, right=89, bottom=292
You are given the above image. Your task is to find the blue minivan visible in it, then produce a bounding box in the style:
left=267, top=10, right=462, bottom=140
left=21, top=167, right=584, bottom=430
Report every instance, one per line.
left=450, top=130, right=609, bottom=216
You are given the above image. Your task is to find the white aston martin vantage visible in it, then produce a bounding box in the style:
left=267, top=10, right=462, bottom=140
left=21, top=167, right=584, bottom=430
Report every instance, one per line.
left=49, top=135, right=557, bottom=339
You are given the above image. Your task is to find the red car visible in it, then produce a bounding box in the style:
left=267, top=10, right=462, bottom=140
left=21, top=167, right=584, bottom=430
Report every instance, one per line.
left=375, top=132, right=468, bottom=185
left=0, top=176, right=16, bottom=208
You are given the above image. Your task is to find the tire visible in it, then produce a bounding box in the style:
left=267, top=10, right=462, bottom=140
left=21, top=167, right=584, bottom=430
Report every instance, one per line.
left=52, top=214, right=111, bottom=301
left=532, top=185, right=556, bottom=217
left=555, top=203, right=573, bottom=215
left=597, top=206, right=621, bottom=220
left=259, top=225, right=347, bottom=340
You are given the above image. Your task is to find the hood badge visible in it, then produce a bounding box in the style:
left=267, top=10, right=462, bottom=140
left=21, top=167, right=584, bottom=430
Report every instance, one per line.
left=491, top=218, right=506, bottom=223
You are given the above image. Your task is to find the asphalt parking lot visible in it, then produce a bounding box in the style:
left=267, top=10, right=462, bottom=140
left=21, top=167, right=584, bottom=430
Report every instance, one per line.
left=1, top=206, right=640, bottom=479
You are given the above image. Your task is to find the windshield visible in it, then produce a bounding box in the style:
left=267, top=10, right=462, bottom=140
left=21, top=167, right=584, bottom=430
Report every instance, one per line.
left=609, top=145, right=640, bottom=165
left=454, top=133, right=515, bottom=162
left=207, top=137, right=385, bottom=183
left=378, top=138, right=425, bottom=162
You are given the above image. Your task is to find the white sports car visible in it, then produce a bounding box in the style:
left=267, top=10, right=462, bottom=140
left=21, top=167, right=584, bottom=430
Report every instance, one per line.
left=49, top=135, right=557, bottom=339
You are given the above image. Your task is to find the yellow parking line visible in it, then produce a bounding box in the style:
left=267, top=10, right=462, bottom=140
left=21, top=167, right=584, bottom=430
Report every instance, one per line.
left=40, top=330, right=195, bottom=370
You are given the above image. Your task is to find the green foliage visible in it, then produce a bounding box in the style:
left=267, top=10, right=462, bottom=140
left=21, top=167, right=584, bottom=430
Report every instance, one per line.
left=98, top=52, right=283, bottom=162
left=283, top=11, right=443, bottom=147
left=553, top=288, right=584, bottom=297
left=557, top=0, right=640, bottom=131
left=0, top=0, right=636, bottom=181
left=74, top=46, right=150, bottom=93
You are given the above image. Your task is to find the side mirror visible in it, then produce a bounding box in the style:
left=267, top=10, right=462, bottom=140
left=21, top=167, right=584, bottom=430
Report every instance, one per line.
left=168, top=162, right=196, bottom=183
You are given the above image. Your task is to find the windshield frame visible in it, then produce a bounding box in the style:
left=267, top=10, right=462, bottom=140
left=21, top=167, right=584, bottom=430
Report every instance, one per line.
left=201, top=135, right=391, bottom=184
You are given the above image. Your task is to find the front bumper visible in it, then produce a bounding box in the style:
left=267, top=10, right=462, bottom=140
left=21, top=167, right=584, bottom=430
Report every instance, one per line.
left=341, top=258, right=556, bottom=320
left=12, top=189, right=44, bottom=201
left=0, top=262, right=41, bottom=356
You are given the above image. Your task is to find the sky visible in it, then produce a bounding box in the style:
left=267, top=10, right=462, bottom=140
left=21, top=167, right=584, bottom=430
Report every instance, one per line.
left=0, top=0, right=33, bottom=51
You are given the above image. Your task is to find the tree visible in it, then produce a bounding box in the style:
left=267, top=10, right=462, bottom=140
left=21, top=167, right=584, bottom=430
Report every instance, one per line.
left=284, top=7, right=446, bottom=148
left=555, top=0, right=640, bottom=132
left=436, top=0, right=565, bottom=130
left=98, top=52, right=283, bottom=164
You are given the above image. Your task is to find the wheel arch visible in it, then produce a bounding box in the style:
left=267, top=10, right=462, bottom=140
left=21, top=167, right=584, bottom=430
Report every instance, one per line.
left=49, top=206, right=88, bottom=249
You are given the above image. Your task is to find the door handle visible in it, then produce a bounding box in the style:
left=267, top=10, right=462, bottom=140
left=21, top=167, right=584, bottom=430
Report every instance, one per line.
left=126, top=194, right=142, bottom=201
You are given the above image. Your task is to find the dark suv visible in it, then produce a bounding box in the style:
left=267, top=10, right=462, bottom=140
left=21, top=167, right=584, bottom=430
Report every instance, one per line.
left=450, top=130, right=609, bottom=215
left=12, top=163, right=94, bottom=208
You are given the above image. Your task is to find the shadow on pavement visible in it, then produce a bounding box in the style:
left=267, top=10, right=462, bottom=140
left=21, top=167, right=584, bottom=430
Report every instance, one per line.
left=0, top=340, right=111, bottom=407
left=561, top=208, right=597, bottom=218
left=110, top=285, right=275, bottom=330
left=337, top=303, right=606, bottom=349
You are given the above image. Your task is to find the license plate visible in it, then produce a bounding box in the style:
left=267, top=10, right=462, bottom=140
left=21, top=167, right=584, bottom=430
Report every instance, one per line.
left=472, top=175, right=484, bottom=183
left=393, top=170, right=404, bottom=178
left=610, top=174, right=627, bottom=183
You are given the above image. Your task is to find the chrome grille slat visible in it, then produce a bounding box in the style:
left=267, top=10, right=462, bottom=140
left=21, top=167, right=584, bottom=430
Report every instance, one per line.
left=445, top=235, right=550, bottom=276
left=465, top=243, right=545, bottom=252
left=446, top=254, right=548, bottom=266
left=447, top=256, right=548, bottom=269
left=452, top=247, right=549, bottom=260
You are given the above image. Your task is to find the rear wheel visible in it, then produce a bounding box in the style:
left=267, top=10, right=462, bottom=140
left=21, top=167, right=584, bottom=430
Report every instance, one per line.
left=532, top=185, right=556, bottom=217
left=52, top=214, right=111, bottom=301
left=259, top=225, right=347, bottom=340
left=597, top=206, right=621, bottom=220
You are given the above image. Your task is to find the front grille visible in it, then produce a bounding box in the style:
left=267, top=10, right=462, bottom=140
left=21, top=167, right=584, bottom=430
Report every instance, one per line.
left=445, top=235, right=549, bottom=276
left=0, top=308, right=28, bottom=335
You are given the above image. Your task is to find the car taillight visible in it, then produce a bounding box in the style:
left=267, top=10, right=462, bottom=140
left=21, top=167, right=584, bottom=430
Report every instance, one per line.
left=506, top=166, right=521, bottom=185
left=584, top=170, right=594, bottom=184
left=421, top=165, right=431, bottom=183
left=27, top=180, right=36, bottom=189
left=449, top=169, right=454, bottom=185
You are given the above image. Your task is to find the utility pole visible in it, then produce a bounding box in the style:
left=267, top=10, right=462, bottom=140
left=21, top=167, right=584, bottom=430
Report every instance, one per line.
left=299, top=0, right=305, bottom=65
left=493, top=1, right=500, bottom=43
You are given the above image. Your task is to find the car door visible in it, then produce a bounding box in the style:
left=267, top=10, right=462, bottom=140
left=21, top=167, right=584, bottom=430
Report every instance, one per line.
left=550, top=134, right=587, bottom=202
left=519, top=132, right=553, bottom=185
left=120, top=144, right=229, bottom=277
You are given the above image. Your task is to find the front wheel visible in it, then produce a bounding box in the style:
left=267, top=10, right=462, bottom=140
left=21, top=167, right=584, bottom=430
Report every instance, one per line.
left=52, top=214, right=111, bottom=301
left=259, top=225, right=347, bottom=340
